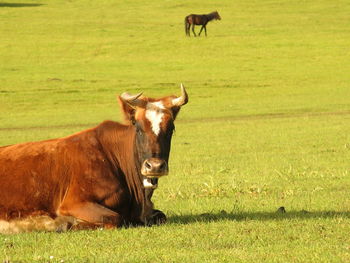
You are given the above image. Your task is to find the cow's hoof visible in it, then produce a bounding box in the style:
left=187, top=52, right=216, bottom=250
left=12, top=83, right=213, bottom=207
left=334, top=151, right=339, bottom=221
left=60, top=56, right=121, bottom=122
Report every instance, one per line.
left=148, top=209, right=167, bottom=226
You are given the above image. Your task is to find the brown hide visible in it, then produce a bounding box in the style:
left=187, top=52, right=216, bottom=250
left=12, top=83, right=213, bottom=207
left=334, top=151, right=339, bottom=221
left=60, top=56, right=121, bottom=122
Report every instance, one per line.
left=0, top=121, right=146, bottom=228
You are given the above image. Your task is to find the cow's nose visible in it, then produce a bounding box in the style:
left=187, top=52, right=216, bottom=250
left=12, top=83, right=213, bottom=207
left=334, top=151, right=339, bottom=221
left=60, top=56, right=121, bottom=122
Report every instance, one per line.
left=141, top=158, right=168, bottom=177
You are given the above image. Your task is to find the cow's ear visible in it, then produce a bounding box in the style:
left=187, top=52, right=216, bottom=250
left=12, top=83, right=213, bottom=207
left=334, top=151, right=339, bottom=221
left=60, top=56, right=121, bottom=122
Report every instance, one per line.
left=171, top=106, right=181, bottom=120
left=118, top=96, right=136, bottom=124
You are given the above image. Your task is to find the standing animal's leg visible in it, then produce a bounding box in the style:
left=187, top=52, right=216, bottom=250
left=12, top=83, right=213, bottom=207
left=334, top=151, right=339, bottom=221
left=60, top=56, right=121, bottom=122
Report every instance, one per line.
left=199, top=22, right=208, bottom=36
left=58, top=201, right=124, bottom=228
left=198, top=25, right=204, bottom=36
left=191, top=24, right=196, bottom=37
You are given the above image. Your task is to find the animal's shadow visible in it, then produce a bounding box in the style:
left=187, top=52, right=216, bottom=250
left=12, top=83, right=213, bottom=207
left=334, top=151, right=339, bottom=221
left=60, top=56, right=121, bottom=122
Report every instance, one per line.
left=0, top=3, right=43, bottom=7
left=168, top=210, right=350, bottom=225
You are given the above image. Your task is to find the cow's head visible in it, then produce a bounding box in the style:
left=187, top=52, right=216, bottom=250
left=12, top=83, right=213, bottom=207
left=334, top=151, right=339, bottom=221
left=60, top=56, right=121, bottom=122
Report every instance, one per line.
left=119, top=84, right=188, bottom=189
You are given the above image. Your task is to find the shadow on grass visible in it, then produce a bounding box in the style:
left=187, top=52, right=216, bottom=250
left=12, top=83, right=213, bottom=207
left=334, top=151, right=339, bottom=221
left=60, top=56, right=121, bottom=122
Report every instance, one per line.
left=0, top=3, right=43, bottom=7
left=168, top=210, right=350, bottom=225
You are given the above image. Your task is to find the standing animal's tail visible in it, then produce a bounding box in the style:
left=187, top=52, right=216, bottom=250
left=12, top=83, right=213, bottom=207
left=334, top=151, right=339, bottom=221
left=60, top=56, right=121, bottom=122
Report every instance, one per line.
left=184, top=16, right=189, bottom=36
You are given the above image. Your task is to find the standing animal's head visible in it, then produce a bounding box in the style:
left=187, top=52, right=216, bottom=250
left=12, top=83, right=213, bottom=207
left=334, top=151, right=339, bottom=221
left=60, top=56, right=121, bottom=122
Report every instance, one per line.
left=213, top=11, right=221, bottom=20
left=118, top=84, right=188, bottom=189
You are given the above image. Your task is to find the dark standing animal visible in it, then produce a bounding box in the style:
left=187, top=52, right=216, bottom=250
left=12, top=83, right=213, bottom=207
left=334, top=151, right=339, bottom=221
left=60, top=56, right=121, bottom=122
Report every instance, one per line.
left=0, top=85, right=188, bottom=233
left=185, top=11, right=221, bottom=37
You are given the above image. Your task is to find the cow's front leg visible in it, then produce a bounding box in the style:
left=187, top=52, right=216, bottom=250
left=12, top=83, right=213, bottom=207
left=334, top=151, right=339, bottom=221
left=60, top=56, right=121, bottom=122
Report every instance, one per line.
left=145, top=209, right=167, bottom=226
left=144, top=188, right=166, bottom=226
left=58, top=201, right=124, bottom=229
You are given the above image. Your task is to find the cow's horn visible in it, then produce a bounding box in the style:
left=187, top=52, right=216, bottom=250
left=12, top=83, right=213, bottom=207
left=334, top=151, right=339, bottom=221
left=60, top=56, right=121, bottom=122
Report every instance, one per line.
left=172, top=83, right=188, bottom=107
left=120, top=92, right=146, bottom=107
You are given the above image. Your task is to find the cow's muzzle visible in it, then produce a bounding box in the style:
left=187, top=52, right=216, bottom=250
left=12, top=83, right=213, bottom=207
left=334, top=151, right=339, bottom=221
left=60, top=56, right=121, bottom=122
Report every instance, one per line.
left=141, top=158, right=168, bottom=188
left=141, top=158, right=168, bottom=177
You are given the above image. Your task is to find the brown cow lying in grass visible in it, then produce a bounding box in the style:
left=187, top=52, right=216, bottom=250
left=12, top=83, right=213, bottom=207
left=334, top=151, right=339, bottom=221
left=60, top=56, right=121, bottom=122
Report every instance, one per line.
left=0, top=85, right=188, bottom=233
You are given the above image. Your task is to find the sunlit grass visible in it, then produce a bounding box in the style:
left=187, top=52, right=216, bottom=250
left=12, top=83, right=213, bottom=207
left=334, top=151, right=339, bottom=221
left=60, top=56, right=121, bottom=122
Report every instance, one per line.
left=1, top=0, right=350, bottom=262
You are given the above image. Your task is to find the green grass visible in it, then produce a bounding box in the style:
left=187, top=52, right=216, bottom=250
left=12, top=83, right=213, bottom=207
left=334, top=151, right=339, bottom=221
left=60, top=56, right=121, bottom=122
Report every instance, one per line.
left=1, top=0, right=350, bottom=262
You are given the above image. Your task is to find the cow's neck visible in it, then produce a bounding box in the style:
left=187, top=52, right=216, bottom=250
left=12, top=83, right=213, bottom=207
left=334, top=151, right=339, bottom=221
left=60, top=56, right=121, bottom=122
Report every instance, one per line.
left=96, top=121, right=151, bottom=223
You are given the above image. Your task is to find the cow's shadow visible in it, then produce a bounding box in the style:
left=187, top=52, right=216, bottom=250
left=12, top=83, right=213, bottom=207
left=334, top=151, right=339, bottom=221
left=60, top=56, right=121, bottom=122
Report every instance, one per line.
left=0, top=3, right=43, bottom=7
left=168, top=210, right=350, bottom=225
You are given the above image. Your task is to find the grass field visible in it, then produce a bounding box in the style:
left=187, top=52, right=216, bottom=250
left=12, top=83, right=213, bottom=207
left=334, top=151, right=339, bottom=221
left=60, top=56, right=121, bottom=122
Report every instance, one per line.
left=1, top=0, right=350, bottom=262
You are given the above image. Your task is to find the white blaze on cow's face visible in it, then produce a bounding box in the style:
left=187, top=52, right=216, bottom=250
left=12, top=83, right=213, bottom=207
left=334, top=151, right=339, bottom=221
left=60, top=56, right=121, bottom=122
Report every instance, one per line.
left=145, top=101, right=165, bottom=136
